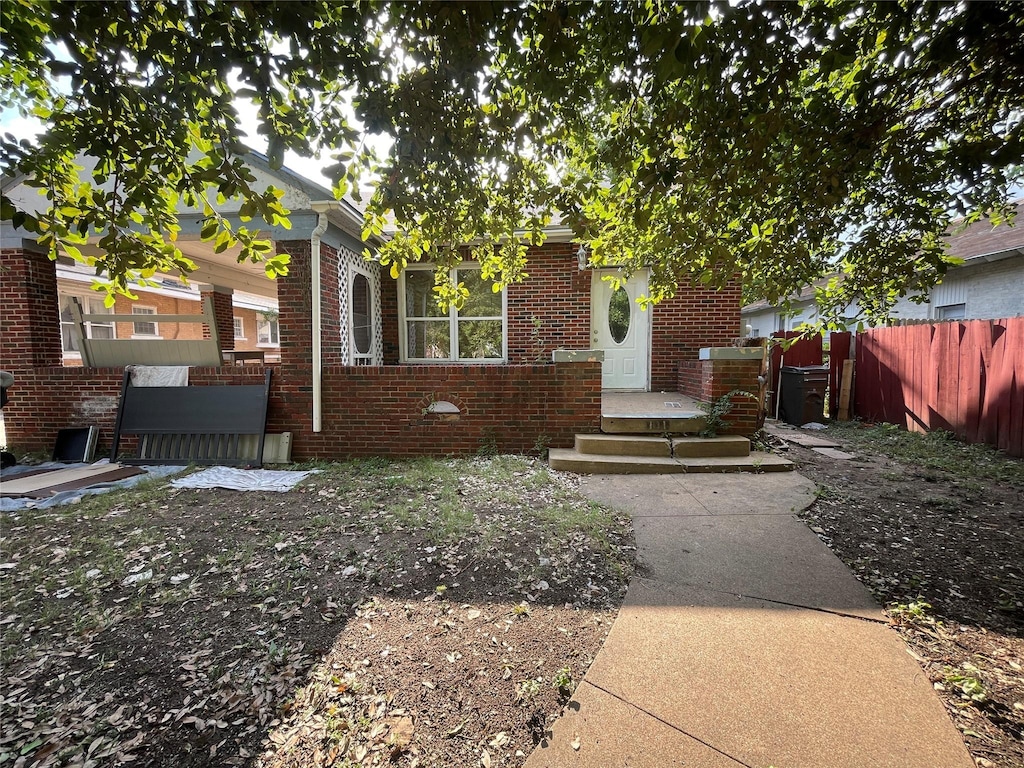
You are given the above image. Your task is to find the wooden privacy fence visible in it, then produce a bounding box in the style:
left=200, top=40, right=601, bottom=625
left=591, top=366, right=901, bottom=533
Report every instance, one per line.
left=766, top=331, right=855, bottom=420
left=854, top=318, right=1024, bottom=457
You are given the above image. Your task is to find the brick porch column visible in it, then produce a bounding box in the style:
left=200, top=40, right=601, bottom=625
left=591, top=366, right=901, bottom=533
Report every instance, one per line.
left=274, top=239, right=344, bottom=368
left=198, top=284, right=235, bottom=351
left=0, top=245, right=62, bottom=370
left=275, top=240, right=313, bottom=368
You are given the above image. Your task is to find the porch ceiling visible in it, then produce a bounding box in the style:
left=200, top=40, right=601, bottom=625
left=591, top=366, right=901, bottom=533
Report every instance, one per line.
left=76, top=239, right=280, bottom=300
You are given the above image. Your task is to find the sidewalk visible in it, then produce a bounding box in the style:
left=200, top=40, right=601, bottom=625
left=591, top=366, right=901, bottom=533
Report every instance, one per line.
left=525, top=472, right=973, bottom=768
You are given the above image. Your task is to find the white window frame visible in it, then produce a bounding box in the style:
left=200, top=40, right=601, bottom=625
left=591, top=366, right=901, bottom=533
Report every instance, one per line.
left=935, top=303, right=966, bottom=321
left=59, top=293, right=115, bottom=355
left=398, top=264, right=507, bottom=363
left=257, top=315, right=280, bottom=346
left=130, top=305, right=160, bottom=338
left=233, top=316, right=245, bottom=340
left=349, top=265, right=375, bottom=366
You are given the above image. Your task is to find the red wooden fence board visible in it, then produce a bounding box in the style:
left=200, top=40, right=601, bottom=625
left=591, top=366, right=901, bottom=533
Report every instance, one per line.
left=768, top=332, right=823, bottom=415
left=960, top=322, right=986, bottom=443
left=828, top=332, right=853, bottom=419
left=855, top=318, right=1023, bottom=457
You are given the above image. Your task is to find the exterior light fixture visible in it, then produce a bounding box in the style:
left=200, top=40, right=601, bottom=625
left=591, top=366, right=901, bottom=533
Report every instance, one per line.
left=576, top=244, right=588, bottom=271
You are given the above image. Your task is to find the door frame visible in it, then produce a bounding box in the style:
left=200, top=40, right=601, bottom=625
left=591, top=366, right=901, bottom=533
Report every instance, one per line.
left=590, top=268, right=652, bottom=391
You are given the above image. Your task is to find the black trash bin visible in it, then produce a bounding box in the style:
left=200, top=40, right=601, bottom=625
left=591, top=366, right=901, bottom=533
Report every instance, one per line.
left=778, top=365, right=828, bottom=426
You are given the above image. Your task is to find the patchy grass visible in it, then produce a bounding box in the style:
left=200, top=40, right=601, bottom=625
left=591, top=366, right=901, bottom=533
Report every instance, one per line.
left=0, top=455, right=634, bottom=767
left=828, top=422, right=1024, bottom=485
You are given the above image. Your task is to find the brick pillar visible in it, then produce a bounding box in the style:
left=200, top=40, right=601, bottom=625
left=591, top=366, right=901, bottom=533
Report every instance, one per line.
left=318, top=243, right=344, bottom=366
left=273, top=239, right=345, bottom=368
left=275, top=240, right=313, bottom=368
left=1, top=246, right=62, bottom=370
left=199, top=285, right=235, bottom=351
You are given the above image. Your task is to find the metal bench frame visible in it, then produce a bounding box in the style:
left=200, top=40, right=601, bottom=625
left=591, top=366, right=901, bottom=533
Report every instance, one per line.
left=110, top=369, right=273, bottom=466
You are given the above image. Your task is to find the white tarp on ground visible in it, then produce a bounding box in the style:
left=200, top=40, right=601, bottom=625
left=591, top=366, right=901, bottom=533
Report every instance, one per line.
left=169, top=466, right=317, bottom=492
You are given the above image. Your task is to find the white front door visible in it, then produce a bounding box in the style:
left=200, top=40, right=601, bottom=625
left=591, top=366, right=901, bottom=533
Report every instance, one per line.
left=591, top=270, right=650, bottom=390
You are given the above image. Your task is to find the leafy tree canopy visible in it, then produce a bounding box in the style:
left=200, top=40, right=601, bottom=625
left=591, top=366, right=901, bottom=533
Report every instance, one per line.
left=2, top=0, right=1022, bottom=323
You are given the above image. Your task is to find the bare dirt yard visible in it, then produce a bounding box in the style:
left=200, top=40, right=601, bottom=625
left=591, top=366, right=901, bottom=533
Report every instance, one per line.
left=787, top=422, right=1024, bottom=768
left=0, top=455, right=635, bottom=767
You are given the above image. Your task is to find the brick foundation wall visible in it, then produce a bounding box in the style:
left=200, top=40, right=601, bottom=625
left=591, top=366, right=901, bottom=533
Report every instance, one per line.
left=678, top=358, right=764, bottom=436
left=1, top=363, right=601, bottom=459
left=2, top=248, right=62, bottom=368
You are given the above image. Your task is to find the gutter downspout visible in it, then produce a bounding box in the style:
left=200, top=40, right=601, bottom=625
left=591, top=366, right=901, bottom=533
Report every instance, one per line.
left=310, top=209, right=329, bottom=433
left=308, top=198, right=380, bottom=433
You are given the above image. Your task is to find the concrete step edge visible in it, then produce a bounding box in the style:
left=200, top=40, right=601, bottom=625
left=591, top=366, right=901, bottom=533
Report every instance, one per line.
left=575, top=434, right=672, bottom=457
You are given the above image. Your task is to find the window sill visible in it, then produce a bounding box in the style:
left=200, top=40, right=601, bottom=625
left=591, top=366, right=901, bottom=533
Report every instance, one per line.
left=401, top=359, right=507, bottom=365
left=130, top=335, right=162, bottom=340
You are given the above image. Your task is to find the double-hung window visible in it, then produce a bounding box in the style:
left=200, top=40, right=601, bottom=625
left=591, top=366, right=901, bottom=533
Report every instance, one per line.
left=131, top=306, right=159, bottom=337
left=59, top=294, right=115, bottom=353
left=400, top=266, right=505, bottom=362
left=257, top=315, right=280, bottom=346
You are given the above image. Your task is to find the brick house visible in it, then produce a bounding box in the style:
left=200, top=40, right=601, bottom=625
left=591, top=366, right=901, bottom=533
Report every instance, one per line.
left=1, top=153, right=756, bottom=460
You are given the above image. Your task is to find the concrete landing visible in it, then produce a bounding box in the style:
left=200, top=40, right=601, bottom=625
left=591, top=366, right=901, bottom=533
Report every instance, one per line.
left=525, top=473, right=973, bottom=768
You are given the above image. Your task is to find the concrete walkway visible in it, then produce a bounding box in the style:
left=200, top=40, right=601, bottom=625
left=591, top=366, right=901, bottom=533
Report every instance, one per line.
left=525, top=472, right=973, bottom=768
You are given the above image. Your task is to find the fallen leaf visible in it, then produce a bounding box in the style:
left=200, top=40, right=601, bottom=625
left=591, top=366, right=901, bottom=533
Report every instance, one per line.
left=386, top=715, right=414, bottom=748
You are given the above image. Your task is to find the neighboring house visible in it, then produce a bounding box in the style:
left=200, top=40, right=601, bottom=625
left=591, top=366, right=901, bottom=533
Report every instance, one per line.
left=742, top=201, right=1024, bottom=335
left=55, top=260, right=280, bottom=365
left=2, top=151, right=746, bottom=459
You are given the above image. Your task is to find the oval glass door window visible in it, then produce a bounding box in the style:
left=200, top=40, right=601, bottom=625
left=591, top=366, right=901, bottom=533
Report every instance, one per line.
left=607, top=286, right=631, bottom=344
left=352, top=273, right=372, bottom=354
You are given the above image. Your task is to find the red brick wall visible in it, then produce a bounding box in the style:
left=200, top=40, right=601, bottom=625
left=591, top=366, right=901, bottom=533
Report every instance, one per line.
left=651, top=278, right=742, bottom=391
left=506, top=243, right=591, bottom=362
left=678, top=358, right=763, bottom=436
left=2, top=248, right=62, bottom=368
left=380, top=276, right=401, bottom=364
left=318, top=243, right=344, bottom=366
left=1, top=363, right=601, bottom=459
left=274, top=239, right=343, bottom=366
left=275, top=240, right=313, bottom=368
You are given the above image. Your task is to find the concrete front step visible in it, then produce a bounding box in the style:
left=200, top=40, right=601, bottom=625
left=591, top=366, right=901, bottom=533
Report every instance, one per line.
left=575, top=434, right=751, bottom=459
left=601, top=415, right=705, bottom=435
left=549, top=449, right=684, bottom=474
left=549, top=448, right=794, bottom=474
left=672, top=435, right=750, bottom=458
left=576, top=434, right=672, bottom=457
